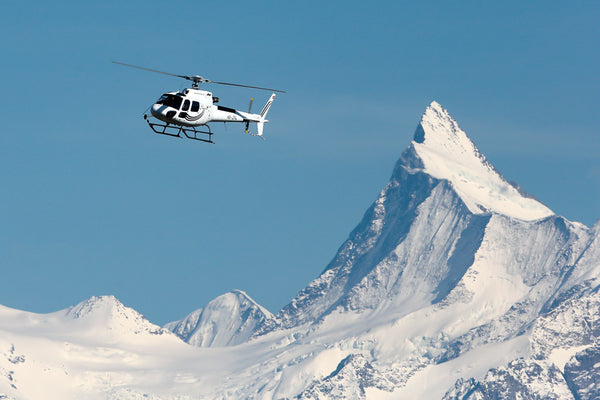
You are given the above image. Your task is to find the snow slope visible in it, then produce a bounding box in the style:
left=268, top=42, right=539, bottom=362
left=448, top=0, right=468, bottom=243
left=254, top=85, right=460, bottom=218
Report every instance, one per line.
left=2, top=101, right=599, bottom=400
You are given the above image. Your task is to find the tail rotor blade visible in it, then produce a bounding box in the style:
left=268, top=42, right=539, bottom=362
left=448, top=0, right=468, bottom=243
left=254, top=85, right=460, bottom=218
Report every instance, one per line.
left=248, top=98, right=254, bottom=113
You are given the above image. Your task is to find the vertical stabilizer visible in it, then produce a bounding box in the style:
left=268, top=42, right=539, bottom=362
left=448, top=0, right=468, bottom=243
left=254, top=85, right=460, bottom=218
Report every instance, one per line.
left=260, top=93, right=276, bottom=119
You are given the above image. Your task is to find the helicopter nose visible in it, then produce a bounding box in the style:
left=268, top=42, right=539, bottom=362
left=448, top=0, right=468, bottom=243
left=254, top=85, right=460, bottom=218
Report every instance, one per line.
left=151, top=103, right=163, bottom=115
left=151, top=104, right=170, bottom=120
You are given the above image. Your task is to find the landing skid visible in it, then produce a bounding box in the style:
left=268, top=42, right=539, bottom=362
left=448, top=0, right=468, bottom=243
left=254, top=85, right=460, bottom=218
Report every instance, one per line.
left=144, top=115, right=214, bottom=143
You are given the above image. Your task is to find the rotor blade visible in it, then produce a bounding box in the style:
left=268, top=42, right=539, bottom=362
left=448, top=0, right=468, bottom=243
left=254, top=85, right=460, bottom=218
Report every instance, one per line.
left=113, top=61, right=285, bottom=92
left=210, top=80, right=286, bottom=93
left=112, top=61, right=191, bottom=81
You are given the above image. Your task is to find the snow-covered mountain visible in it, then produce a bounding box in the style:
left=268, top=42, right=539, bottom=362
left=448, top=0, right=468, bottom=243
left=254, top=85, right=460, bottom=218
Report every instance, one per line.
left=164, top=290, right=274, bottom=347
left=2, top=101, right=599, bottom=399
left=0, top=296, right=185, bottom=400
left=261, top=101, right=585, bottom=336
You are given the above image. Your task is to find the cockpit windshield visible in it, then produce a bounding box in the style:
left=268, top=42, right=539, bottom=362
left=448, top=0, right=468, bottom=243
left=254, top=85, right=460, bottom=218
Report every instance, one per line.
left=156, top=94, right=183, bottom=110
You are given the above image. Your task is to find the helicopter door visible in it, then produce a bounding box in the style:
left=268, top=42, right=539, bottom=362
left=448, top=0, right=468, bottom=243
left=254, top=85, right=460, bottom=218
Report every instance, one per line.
left=189, top=100, right=203, bottom=119
left=180, top=99, right=204, bottom=122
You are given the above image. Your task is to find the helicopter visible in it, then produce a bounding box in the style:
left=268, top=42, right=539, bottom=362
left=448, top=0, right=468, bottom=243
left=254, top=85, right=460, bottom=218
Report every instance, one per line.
left=113, top=61, right=286, bottom=144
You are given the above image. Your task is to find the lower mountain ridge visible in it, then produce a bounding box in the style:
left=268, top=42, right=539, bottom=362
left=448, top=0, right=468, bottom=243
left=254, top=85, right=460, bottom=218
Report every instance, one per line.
left=1, top=101, right=599, bottom=399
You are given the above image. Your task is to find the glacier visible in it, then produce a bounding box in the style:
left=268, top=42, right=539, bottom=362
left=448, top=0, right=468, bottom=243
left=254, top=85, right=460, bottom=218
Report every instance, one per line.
left=1, top=101, right=599, bottom=399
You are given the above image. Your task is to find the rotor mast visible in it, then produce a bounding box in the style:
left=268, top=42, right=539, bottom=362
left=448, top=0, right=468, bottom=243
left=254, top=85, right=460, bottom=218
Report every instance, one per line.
left=190, top=76, right=203, bottom=89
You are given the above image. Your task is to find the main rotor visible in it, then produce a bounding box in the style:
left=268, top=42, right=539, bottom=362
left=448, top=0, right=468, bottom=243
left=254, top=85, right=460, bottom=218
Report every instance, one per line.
left=112, top=61, right=286, bottom=92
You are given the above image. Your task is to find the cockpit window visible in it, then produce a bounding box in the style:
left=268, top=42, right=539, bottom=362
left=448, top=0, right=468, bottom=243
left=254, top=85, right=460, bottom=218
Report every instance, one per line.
left=182, top=100, right=190, bottom=111
left=156, top=94, right=183, bottom=110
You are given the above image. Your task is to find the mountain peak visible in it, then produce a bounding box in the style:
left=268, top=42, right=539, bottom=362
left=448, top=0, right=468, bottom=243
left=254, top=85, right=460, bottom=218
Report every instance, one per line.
left=408, top=101, right=553, bottom=221
left=165, top=290, right=274, bottom=347
left=64, top=295, right=163, bottom=336
left=65, top=295, right=123, bottom=319
left=414, top=101, right=465, bottom=144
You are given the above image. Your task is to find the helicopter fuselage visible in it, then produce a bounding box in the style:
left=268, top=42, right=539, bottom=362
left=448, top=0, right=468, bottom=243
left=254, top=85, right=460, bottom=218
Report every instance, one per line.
left=144, top=86, right=276, bottom=141
left=150, top=88, right=252, bottom=127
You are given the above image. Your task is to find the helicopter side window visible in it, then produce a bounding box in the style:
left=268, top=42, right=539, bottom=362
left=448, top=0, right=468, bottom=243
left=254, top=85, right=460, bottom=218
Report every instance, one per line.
left=182, top=100, right=190, bottom=111
left=191, top=101, right=200, bottom=112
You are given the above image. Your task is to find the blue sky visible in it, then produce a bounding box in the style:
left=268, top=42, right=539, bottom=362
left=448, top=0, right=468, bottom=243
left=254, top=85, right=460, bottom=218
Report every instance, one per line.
left=1, top=1, right=598, bottom=324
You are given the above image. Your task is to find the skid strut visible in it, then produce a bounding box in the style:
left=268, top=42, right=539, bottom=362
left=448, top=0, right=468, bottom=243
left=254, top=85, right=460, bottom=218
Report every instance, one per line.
left=144, top=115, right=214, bottom=143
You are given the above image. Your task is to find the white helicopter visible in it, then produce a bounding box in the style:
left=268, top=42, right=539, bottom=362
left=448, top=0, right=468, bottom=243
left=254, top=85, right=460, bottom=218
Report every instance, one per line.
left=113, top=61, right=285, bottom=143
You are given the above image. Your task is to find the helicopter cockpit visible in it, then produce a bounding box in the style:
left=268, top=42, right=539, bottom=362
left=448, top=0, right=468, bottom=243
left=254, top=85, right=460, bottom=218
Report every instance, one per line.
left=156, top=94, right=183, bottom=110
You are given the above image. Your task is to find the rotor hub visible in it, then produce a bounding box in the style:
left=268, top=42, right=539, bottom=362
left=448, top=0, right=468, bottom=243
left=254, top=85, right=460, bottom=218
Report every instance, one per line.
left=190, top=75, right=206, bottom=88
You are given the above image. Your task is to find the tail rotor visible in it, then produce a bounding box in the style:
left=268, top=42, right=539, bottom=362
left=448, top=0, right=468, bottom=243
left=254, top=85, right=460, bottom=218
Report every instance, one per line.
left=245, top=98, right=254, bottom=133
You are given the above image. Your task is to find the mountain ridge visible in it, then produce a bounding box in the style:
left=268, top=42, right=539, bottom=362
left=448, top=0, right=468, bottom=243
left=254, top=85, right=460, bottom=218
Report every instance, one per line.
left=2, top=100, right=599, bottom=399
